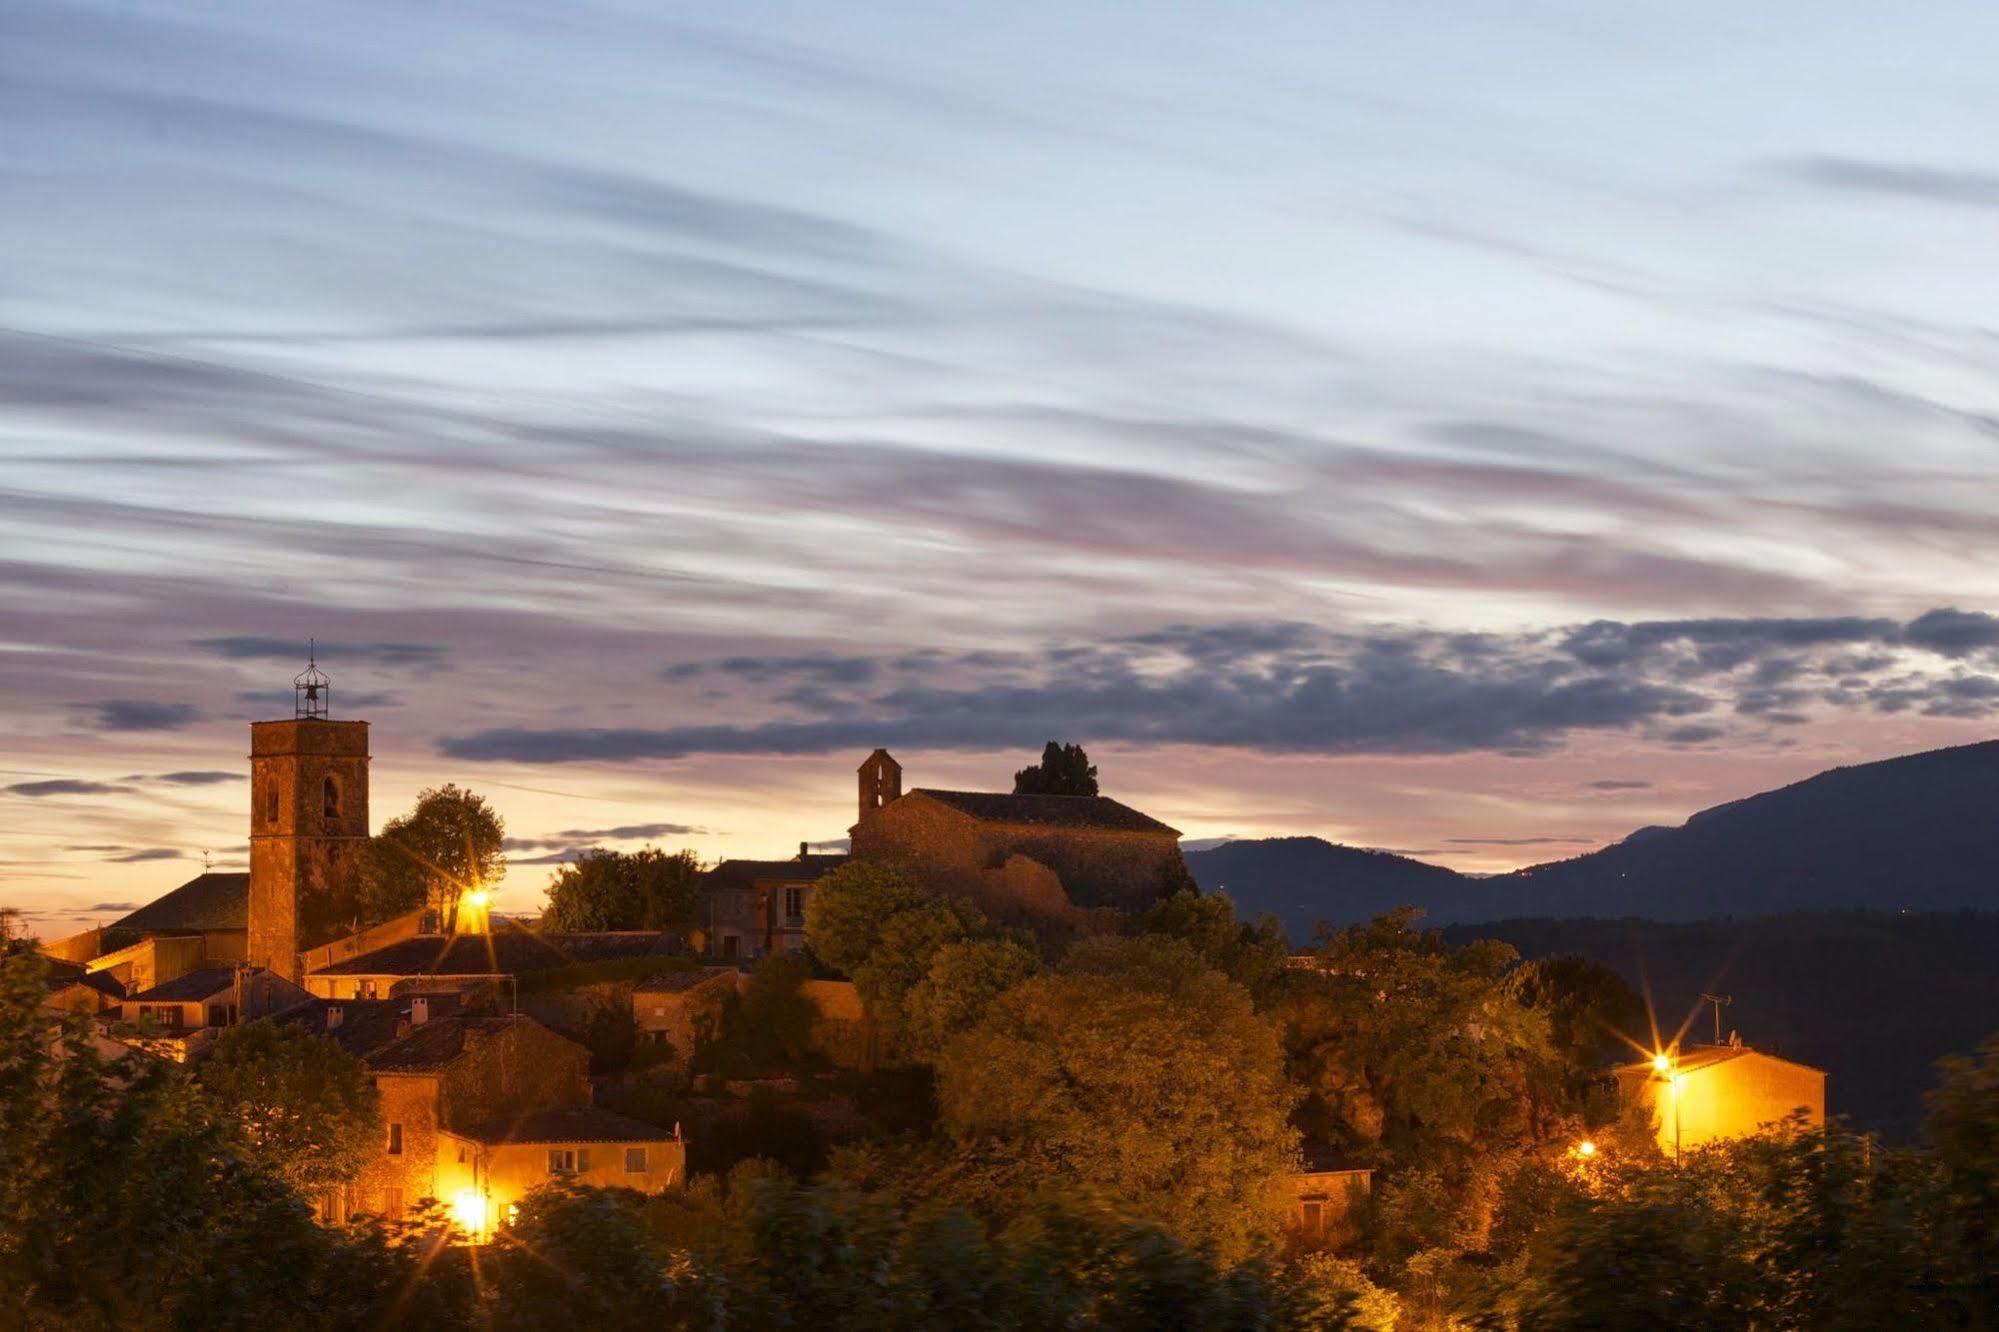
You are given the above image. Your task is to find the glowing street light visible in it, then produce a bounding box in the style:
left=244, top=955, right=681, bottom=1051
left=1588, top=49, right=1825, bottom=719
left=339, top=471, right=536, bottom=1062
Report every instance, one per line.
left=450, top=1188, right=489, bottom=1241
left=1575, top=1140, right=1597, bottom=1159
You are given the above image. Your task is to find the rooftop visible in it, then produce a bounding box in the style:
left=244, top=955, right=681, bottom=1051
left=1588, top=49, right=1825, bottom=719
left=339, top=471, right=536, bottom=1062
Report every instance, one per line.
left=106, top=872, right=249, bottom=935
left=910, top=789, right=1181, bottom=836
left=450, top=1105, right=678, bottom=1146
left=309, top=921, right=677, bottom=977
left=705, top=854, right=850, bottom=889
left=363, top=1013, right=537, bottom=1073
left=273, top=996, right=463, bottom=1060
left=1620, top=1043, right=1827, bottom=1077
left=633, top=965, right=742, bottom=994
left=126, top=965, right=239, bottom=1003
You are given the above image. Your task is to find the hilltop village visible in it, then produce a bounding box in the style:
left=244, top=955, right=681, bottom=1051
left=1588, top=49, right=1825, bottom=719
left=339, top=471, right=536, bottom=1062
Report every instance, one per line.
left=19, top=665, right=1828, bottom=1259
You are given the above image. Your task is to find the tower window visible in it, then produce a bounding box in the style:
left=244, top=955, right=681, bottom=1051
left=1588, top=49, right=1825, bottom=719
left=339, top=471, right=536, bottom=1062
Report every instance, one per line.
left=323, top=775, right=340, bottom=820
left=265, top=782, right=280, bottom=825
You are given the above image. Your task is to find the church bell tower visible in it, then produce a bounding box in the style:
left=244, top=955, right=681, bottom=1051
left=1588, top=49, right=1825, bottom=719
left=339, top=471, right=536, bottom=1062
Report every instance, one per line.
left=247, top=652, right=369, bottom=980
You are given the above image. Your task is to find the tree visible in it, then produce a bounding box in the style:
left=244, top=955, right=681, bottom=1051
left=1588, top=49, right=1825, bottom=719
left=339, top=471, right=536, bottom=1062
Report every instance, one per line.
left=1927, top=1032, right=1999, bottom=1319
left=1141, top=889, right=1289, bottom=1005
left=542, top=846, right=701, bottom=933
left=359, top=783, right=506, bottom=929
left=1510, top=954, right=1646, bottom=1124
left=194, top=1020, right=381, bottom=1196
left=1013, top=741, right=1099, bottom=797
left=734, top=948, right=818, bottom=1067
left=934, top=936, right=1299, bottom=1262
left=903, top=936, right=1042, bottom=1060
left=803, top=860, right=1004, bottom=1052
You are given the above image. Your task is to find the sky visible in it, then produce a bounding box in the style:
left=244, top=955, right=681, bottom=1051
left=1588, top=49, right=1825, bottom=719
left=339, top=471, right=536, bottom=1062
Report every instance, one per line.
left=8, top=0, right=1999, bottom=934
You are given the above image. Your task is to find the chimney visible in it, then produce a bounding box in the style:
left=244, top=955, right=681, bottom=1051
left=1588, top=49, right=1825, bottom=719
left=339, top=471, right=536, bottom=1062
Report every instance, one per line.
left=410, top=996, right=430, bottom=1026
left=799, top=841, right=809, bottom=860
left=325, top=1004, right=344, bottom=1031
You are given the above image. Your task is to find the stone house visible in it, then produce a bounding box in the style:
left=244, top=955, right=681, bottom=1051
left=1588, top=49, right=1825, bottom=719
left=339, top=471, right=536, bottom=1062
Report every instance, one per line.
left=436, top=1106, right=685, bottom=1238
left=1291, top=1159, right=1373, bottom=1246
left=700, top=848, right=850, bottom=959
left=846, top=750, right=1188, bottom=927
left=1615, top=1039, right=1827, bottom=1157
left=631, top=967, right=743, bottom=1059
left=278, top=1003, right=593, bottom=1221
left=120, top=965, right=309, bottom=1033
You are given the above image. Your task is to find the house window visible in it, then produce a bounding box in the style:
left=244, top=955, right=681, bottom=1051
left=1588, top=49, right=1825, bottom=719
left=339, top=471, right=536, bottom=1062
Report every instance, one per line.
left=1299, top=1201, right=1324, bottom=1235
left=548, top=1149, right=577, bottom=1175
left=783, top=887, right=805, bottom=923
left=625, top=1147, right=648, bottom=1173
left=323, top=775, right=340, bottom=820
left=457, top=1147, right=468, bottom=1164
left=387, top=1123, right=403, bottom=1156
left=384, top=1187, right=404, bottom=1220
left=721, top=935, right=739, bottom=960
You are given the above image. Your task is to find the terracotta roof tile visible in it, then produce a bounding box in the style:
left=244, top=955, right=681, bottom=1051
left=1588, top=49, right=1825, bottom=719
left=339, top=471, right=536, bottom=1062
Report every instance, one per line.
left=912, top=789, right=1180, bottom=835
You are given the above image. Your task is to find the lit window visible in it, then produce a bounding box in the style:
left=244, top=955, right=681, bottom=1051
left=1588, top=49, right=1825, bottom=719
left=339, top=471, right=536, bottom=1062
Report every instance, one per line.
left=548, top=1149, right=577, bottom=1174
left=387, top=1123, right=403, bottom=1156
left=625, top=1147, right=648, bottom=1173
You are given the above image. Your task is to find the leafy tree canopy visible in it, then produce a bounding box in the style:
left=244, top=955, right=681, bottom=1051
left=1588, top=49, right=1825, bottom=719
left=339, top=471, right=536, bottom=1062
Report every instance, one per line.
left=804, top=860, right=1036, bottom=1056
left=359, top=782, right=506, bottom=929
left=194, top=1020, right=380, bottom=1196
left=1141, top=888, right=1290, bottom=1005
left=542, top=846, right=701, bottom=933
left=1013, top=741, right=1099, bottom=797
left=934, top=935, right=1299, bottom=1262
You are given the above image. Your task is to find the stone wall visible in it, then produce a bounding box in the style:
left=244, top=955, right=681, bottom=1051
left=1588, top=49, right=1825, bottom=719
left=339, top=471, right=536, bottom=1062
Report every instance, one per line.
left=850, top=792, right=1186, bottom=918
left=248, top=719, right=371, bottom=978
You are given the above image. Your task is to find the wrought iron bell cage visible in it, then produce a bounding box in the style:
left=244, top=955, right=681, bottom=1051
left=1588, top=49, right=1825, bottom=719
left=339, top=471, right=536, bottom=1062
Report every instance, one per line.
left=294, top=644, right=330, bottom=720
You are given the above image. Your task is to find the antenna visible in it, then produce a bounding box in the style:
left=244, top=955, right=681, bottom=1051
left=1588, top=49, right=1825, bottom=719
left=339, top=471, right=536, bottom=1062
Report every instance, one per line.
left=1700, top=992, right=1733, bottom=1045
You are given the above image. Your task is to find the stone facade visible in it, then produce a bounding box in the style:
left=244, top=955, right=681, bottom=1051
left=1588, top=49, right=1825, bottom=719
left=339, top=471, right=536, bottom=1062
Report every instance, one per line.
left=848, top=781, right=1187, bottom=922
left=249, top=718, right=371, bottom=978
left=356, top=1015, right=588, bottom=1219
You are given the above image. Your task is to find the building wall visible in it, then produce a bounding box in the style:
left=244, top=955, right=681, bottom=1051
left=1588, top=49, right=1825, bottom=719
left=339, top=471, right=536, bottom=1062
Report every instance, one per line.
left=849, top=793, right=1186, bottom=914
left=360, top=1019, right=589, bottom=1217
left=1620, top=1052, right=1827, bottom=1155
left=86, top=935, right=207, bottom=995
left=298, top=911, right=424, bottom=975
left=435, top=1132, right=685, bottom=1235
left=633, top=974, right=741, bottom=1059
left=249, top=718, right=370, bottom=979
left=1292, top=1169, right=1372, bottom=1246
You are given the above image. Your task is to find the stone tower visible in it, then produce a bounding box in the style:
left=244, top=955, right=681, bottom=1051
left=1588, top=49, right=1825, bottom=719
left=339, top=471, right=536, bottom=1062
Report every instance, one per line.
left=247, top=656, right=369, bottom=980
left=858, top=748, right=902, bottom=822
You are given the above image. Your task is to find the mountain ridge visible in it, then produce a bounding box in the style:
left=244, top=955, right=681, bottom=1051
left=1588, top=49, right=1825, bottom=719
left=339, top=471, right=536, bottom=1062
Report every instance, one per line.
left=1185, top=738, right=1999, bottom=936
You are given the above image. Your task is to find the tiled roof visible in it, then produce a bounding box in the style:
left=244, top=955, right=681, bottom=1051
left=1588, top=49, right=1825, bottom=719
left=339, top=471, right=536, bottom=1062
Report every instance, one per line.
left=704, top=855, right=850, bottom=889
left=107, top=873, right=249, bottom=934
left=633, top=965, right=742, bottom=994
left=126, top=965, right=239, bottom=1003
left=911, top=789, right=1180, bottom=836
left=272, top=997, right=459, bottom=1060
left=452, top=1105, right=677, bottom=1146
left=1618, top=1044, right=1826, bottom=1077
left=308, top=922, right=676, bottom=977
left=363, top=1014, right=533, bottom=1073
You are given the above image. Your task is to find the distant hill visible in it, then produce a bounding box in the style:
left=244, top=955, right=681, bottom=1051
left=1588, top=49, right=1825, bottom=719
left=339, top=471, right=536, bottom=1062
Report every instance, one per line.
left=1448, top=912, right=1999, bottom=1141
left=1184, top=837, right=1481, bottom=939
left=1188, top=739, right=1999, bottom=935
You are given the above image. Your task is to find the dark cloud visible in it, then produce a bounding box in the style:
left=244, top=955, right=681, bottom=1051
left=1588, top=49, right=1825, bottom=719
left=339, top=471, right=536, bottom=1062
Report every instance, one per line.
left=105, top=848, right=182, bottom=863
left=149, top=770, right=244, bottom=786
left=508, top=850, right=590, bottom=866
left=1902, top=608, right=1999, bottom=657
left=234, top=690, right=399, bottom=711
left=501, top=822, right=702, bottom=852
left=196, top=637, right=444, bottom=667
left=88, top=902, right=141, bottom=912
left=667, top=655, right=880, bottom=686
left=6, top=780, right=135, bottom=797
left=1585, top=779, right=1653, bottom=791
left=445, top=608, right=1999, bottom=765
left=1775, top=156, right=1999, bottom=208
left=75, top=699, right=201, bottom=731
left=1445, top=836, right=1591, bottom=846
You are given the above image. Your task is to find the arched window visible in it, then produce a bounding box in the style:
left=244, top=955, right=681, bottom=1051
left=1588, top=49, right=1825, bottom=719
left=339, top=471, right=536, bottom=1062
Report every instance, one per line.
left=265, top=781, right=280, bottom=825
left=323, top=775, right=341, bottom=820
